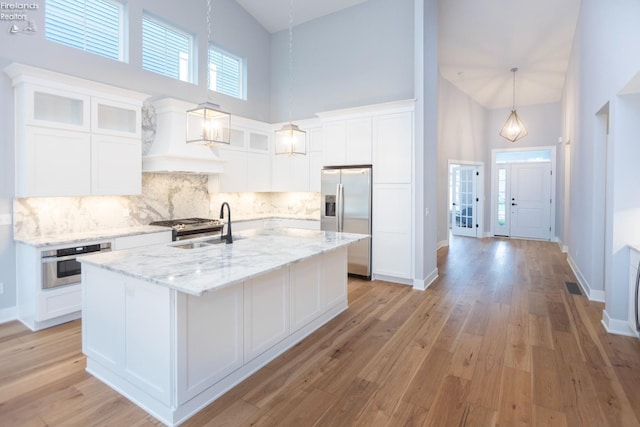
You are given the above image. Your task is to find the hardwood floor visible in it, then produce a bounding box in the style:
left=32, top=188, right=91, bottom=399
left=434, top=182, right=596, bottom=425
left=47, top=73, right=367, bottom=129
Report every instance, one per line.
left=2, top=236, right=640, bottom=426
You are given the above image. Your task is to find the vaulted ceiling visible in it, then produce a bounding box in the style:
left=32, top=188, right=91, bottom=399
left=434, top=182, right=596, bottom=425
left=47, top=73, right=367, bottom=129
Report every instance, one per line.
left=234, top=0, right=581, bottom=110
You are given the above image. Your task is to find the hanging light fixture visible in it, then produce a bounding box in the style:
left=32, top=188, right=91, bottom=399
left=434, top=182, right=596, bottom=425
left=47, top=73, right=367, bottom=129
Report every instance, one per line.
left=275, top=0, right=306, bottom=156
left=186, top=0, right=231, bottom=146
left=499, top=67, right=528, bottom=143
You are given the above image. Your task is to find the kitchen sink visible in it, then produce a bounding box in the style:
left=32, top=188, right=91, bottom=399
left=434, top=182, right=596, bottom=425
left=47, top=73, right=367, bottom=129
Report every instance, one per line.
left=172, top=237, right=238, bottom=249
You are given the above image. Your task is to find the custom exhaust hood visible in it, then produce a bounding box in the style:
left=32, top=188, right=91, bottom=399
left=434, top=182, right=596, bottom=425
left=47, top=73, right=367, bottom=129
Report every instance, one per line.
left=142, top=98, right=226, bottom=174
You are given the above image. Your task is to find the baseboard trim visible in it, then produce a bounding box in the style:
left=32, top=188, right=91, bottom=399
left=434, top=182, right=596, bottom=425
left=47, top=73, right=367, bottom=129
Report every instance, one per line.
left=557, top=240, right=568, bottom=253
left=0, top=306, right=17, bottom=324
left=566, top=254, right=605, bottom=302
left=372, top=274, right=413, bottom=286
left=601, top=309, right=637, bottom=337
left=413, top=267, right=438, bottom=291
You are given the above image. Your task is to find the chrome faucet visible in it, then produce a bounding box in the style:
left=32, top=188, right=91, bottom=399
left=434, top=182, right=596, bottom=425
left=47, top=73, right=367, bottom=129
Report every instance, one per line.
left=219, top=202, right=233, bottom=244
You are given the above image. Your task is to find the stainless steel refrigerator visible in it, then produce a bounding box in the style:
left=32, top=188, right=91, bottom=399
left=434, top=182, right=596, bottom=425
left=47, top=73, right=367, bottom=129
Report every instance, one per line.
left=321, top=165, right=372, bottom=279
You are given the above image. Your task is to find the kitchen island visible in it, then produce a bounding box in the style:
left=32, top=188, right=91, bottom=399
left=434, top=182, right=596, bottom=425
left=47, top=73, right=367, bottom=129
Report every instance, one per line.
left=79, top=228, right=368, bottom=426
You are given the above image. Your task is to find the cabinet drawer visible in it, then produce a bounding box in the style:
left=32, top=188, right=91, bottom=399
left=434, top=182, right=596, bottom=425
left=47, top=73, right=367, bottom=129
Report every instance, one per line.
left=37, top=285, right=81, bottom=321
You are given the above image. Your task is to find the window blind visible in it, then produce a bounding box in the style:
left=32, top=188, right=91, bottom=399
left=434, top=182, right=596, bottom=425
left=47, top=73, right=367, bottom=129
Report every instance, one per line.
left=142, top=16, right=191, bottom=82
left=45, top=0, right=122, bottom=61
left=209, top=47, right=243, bottom=99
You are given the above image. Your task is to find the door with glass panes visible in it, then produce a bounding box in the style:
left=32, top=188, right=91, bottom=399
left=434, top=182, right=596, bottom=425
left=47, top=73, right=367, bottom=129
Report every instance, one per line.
left=450, top=164, right=480, bottom=237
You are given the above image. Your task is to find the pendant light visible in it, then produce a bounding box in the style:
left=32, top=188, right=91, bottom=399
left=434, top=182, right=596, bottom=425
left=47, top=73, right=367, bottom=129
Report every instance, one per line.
left=499, top=67, right=528, bottom=143
left=275, top=0, right=306, bottom=156
left=186, top=0, right=231, bottom=146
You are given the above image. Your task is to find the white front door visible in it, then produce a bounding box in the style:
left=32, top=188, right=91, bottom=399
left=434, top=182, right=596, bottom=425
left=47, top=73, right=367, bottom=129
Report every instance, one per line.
left=510, top=162, right=552, bottom=239
left=494, top=162, right=552, bottom=240
left=451, top=164, right=479, bottom=237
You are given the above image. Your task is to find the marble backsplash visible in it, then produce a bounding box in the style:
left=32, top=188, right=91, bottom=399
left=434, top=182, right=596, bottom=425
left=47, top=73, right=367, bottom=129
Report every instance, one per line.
left=14, top=173, right=320, bottom=238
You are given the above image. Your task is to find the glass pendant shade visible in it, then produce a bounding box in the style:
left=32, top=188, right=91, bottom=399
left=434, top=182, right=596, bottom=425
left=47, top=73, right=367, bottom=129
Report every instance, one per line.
left=499, top=109, right=528, bottom=142
left=186, top=102, right=231, bottom=146
left=499, top=67, right=528, bottom=142
left=275, top=123, right=306, bottom=155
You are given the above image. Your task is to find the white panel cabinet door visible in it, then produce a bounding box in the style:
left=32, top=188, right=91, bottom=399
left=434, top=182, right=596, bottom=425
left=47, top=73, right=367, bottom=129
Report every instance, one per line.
left=112, top=231, right=172, bottom=250
left=373, top=112, right=413, bottom=184
left=82, top=267, right=126, bottom=372
left=322, top=121, right=346, bottom=166
left=244, top=269, right=290, bottom=361
left=21, top=127, right=91, bottom=197
left=309, top=152, right=323, bottom=192
left=290, top=257, right=322, bottom=332
left=217, top=149, right=247, bottom=192
left=247, top=152, right=271, bottom=192
left=91, top=135, right=141, bottom=195
left=323, top=247, right=348, bottom=309
left=271, top=155, right=291, bottom=192
left=123, top=280, right=172, bottom=405
left=372, top=184, right=412, bottom=279
left=345, top=117, right=372, bottom=165
left=177, top=286, right=244, bottom=405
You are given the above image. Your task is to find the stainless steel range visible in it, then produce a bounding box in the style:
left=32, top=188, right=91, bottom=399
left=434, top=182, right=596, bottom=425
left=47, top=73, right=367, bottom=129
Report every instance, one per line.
left=149, top=218, right=225, bottom=241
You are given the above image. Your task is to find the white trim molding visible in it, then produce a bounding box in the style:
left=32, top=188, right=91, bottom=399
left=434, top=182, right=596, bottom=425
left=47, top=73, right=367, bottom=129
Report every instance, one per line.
left=413, top=268, right=438, bottom=291
left=601, top=310, right=637, bottom=337
left=566, top=255, right=605, bottom=302
left=0, top=306, right=17, bottom=324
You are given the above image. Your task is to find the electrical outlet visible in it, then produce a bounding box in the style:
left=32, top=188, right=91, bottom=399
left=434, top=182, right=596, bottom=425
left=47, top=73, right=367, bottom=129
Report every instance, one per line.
left=0, top=214, right=11, bottom=226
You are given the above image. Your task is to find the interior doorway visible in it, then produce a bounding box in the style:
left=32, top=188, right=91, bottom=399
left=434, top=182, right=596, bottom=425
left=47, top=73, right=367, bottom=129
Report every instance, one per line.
left=449, top=162, right=483, bottom=238
left=491, top=148, right=556, bottom=240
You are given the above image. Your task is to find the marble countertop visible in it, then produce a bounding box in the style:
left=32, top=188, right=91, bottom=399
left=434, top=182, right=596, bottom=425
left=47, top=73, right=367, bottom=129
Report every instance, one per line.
left=630, top=243, right=640, bottom=254
left=14, top=225, right=171, bottom=247
left=79, top=228, right=368, bottom=296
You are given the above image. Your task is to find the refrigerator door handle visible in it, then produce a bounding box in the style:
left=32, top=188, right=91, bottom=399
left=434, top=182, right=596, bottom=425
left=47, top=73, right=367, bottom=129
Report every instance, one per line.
left=337, top=183, right=344, bottom=232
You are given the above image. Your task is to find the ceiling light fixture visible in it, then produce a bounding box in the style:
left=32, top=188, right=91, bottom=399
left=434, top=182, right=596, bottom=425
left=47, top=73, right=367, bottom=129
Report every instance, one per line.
left=186, top=0, right=231, bottom=146
left=275, top=0, right=306, bottom=156
left=499, top=67, right=528, bottom=143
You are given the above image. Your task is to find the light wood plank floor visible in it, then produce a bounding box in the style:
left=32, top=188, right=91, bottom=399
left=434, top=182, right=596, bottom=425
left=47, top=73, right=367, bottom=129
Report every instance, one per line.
left=2, top=236, right=640, bottom=426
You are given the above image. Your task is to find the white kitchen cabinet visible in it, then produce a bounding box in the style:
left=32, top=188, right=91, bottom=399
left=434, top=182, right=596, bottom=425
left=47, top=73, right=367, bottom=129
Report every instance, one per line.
left=372, top=184, right=412, bottom=280
left=24, top=84, right=89, bottom=130
left=373, top=112, right=413, bottom=184
left=244, top=268, right=290, bottom=361
left=309, top=127, right=323, bottom=192
left=247, top=152, right=271, bottom=192
left=20, top=127, right=92, bottom=197
left=91, top=135, right=141, bottom=195
left=83, top=268, right=172, bottom=405
left=629, top=247, right=640, bottom=337
left=91, top=97, right=141, bottom=138
left=322, top=118, right=372, bottom=166
left=290, top=257, right=322, bottom=332
left=272, top=154, right=310, bottom=192
left=5, top=63, right=148, bottom=197
left=177, top=286, right=244, bottom=404
left=216, top=149, right=247, bottom=192
left=323, top=247, right=348, bottom=309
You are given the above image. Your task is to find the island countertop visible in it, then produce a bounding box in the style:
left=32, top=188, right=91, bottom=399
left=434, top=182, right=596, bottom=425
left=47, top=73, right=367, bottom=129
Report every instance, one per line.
left=79, top=228, right=368, bottom=296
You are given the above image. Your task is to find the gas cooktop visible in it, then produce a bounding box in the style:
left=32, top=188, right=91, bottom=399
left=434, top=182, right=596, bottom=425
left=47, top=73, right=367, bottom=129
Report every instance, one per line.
left=150, top=218, right=225, bottom=240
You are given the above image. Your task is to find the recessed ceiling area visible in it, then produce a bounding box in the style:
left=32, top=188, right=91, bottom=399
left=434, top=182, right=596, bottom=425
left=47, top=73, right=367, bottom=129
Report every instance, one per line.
left=234, top=0, right=581, bottom=110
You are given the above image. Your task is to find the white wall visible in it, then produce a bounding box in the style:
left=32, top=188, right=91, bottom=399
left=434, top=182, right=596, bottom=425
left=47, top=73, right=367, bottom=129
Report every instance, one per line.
left=562, top=0, right=640, bottom=331
left=437, top=76, right=487, bottom=244
left=269, top=0, right=415, bottom=122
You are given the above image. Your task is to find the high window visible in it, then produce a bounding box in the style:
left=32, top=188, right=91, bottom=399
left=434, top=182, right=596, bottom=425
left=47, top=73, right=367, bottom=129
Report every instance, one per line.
left=142, top=15, right=193, bottom=83
left=208, top=45, right=244, bottom=99
left=45, top=0, right=124, bottom=61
